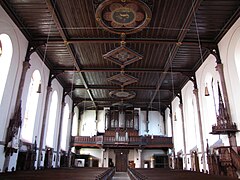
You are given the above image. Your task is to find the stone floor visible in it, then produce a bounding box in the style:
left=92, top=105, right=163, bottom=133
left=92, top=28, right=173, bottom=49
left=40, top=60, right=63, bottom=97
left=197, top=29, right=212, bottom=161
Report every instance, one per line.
left=112, top=172, right=130, bottom=180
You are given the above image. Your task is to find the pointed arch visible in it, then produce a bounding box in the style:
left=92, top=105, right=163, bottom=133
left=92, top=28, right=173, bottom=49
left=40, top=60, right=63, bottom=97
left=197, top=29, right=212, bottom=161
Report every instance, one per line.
left=0, top=34, right=13, bottom=105
left=61, top=103, right=70, bottom=151
left=46, top=90, right=58, bottom=147
left=21, top=70, right=41, bottom=142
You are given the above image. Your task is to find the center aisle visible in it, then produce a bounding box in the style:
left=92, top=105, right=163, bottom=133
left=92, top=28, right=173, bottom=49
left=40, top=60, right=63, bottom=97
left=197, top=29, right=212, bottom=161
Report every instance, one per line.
left=112, top=172, right=130, bottom=180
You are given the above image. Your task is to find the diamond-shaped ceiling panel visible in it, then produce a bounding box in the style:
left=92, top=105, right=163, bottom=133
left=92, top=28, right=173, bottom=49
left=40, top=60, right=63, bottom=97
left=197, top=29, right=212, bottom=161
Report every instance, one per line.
left=103, top=45, right=143, bottom=68
left=107, top=73, right=138, bottom=87
left=109, top=90, right=136, bottom=100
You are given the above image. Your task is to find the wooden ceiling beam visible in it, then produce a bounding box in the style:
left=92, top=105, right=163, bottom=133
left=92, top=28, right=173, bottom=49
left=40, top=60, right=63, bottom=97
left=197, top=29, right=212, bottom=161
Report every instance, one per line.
left=59, top=68, right=193, bottom=74
left=33, top=38, right=214, bottom=46
left=65, top=85, right=180, bottom=91
left=45, top=0, right=96, bottom=107
left=148, top=0, right=203, bottom=108
left=0, top=1, right=32, bottom=40
left=74, top=98, right=170, bottom=104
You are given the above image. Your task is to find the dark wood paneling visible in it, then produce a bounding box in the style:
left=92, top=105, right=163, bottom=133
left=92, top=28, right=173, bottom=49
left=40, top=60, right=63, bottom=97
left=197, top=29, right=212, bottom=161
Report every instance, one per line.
left=2, top=0, right=239, bottom=111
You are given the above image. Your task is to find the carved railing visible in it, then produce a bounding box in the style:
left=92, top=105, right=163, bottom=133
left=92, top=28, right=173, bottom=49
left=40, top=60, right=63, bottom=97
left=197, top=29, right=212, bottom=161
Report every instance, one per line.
left=208, top=146, right=239, bottom=177
left=72, top=135, right=173, bottom=148
left=211, top=122, right=238, bottom=134
left=230, top=148, right=240, bottom=171
left=72, top=136, right=103, bottom=145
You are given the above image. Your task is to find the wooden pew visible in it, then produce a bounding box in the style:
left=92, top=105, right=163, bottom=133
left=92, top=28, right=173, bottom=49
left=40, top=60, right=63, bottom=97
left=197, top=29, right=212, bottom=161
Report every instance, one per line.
left=128, top=168, right=238, bottom=180
left=0, top=167, right=115, bottom=180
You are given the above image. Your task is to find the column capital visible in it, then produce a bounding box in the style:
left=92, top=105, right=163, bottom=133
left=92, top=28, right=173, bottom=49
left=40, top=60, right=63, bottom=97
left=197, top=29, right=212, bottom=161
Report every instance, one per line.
left=47, top=86, right=52, bottom=92
left=215, top=63, right=223, bottom=72
left=23, top=61, right=31, bottom=70
left=138, top=149, right=142, bottom=153
left=179, top=103, right=183, bottom=109
left=193, top=88, right=198, bottom=95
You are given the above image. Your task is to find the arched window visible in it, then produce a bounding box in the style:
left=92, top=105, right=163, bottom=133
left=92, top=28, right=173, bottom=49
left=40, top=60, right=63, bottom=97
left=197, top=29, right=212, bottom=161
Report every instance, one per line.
left=21, top=70, right=41, bottom=142
left=202, top=75, right=221, bottom=145
left=61, top=103, right=70, bottom=151
left=0, top=34, right=13, bottom=105
left=234, top=37, right=240, bottom=80
left=186, top=96, right=198, bottom=147
left=71, top=110, right=78, bottom=136
left=46, top=90, right=58, bottom=147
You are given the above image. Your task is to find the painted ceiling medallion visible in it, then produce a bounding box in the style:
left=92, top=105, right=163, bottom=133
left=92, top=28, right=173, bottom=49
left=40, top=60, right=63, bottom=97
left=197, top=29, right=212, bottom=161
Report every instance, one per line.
left=107, top=73, right=138, bottom=87
left=95, top=0, right=152, bottom=34
left=110, top=90, right=136, bottom=99
left=103, top=43, right=143, bottom=68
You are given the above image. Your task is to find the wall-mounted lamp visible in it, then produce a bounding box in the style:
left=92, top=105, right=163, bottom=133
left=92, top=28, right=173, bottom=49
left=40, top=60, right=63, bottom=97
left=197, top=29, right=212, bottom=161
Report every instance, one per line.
left=0, top=40, right=2, bottom=57
left=36, top=82, right=41, bottom=93
left=174, top=112, right=177, bottom=121
left=205, top=83, right=209, bottom=96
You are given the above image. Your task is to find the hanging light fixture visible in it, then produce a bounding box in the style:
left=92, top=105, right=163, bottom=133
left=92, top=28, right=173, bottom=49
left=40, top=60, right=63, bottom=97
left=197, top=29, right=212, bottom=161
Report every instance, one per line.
left=205, top=83, right=210, bottom=96
left=36, top=82, right=41, bottom=93
left=0, top=39, right=2, bottom=57
left=174, top=112, right=177, bottom=121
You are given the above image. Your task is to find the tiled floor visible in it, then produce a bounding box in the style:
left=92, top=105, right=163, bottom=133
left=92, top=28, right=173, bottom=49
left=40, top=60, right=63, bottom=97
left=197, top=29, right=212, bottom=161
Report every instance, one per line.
left=112, top=172, right=130, bottom=180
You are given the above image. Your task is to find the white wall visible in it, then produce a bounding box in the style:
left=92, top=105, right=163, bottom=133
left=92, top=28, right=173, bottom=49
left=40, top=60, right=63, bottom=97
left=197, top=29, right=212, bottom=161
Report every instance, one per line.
left=0, top=5, right=28, bottom=172
left=79, top=109, right=165, bottom=136
left=142, top=149, right=165, bottom=160
left=79, top=110, right=99, bottom=136
left=80, top=148, right=102, bottom=167
left=97, top=110, right=105, bottom=133
left=175, top=17, right=240, bottom=171
left=148, top=111, right=165, bottom=136
left=181, top=81, right=200, bottom=156
left=0, top=5, right=71, bottom=171
left=195, top=54, right=228, bottom=148
left=139, top=111, right=165, bottom=136
left=171, top=97, right=184, bottom=154
left=165, top=108, right=172, bottom=137
left=218, top=17, right=240, bottom=143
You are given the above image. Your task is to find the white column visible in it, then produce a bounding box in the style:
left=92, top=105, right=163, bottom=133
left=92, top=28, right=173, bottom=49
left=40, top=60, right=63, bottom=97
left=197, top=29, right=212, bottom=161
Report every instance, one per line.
left=193, top=89, right=206, bottom=172
left=104, top=149, right=109, bottom=167
left=150, top=156, right=155, bottom=168
left=89, top=157, right=93, bottom=167
left=179, top=103, right=187, bottom=170
left=95, top=109, right=98, bottom=135
left=101, top=148, right=105, bottom=167
left=138, top=149, right=142, bottom=168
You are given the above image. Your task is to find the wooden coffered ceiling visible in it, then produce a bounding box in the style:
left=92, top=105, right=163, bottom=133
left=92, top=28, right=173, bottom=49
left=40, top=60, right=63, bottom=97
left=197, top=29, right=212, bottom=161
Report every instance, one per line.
left=1, top=0, right=240, bottom=112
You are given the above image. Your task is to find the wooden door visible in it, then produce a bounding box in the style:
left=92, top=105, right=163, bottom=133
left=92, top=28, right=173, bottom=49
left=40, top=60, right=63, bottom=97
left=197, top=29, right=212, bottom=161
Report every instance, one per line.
left=115, top=149, right=129, bottom=172
left=16, top=152, right=27, bottom=170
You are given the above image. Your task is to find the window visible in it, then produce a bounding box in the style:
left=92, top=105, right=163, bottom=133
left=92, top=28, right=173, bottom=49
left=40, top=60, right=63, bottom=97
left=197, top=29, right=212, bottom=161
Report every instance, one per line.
left=46, top=91, right=58, bottom=147
left=21, top=70, right=41, bottom=142
left=0, top=34, right=13, bottom=105
left=61, top=103, right=70, bottom=151
left=234, top=38, right=240, bottom=80
left=71, top=110, right=78, bottom=136
left=186, top=96, right=198, bottom=147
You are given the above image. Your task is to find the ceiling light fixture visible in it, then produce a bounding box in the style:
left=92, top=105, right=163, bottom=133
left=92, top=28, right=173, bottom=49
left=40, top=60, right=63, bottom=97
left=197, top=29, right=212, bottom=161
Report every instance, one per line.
left=36, top=82, right=41, bottom=93
left=205, top=83, right=209, bottom=96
